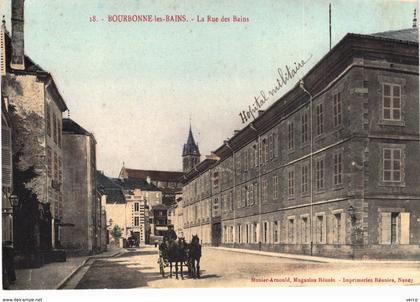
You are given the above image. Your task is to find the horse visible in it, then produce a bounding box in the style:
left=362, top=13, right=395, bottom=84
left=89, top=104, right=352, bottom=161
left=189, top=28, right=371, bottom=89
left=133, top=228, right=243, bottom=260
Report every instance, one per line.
left=188, top=235, right=202, bottom=279
left=166, top=238, right=188, bottom=279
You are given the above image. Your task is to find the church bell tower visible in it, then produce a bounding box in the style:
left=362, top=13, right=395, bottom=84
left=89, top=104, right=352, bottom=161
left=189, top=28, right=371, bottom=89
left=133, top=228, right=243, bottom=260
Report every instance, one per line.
left=182, top=125, right=200, bottom=173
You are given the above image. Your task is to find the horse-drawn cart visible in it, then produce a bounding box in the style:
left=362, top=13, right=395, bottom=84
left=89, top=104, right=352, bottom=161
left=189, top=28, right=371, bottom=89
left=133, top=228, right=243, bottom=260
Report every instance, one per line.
left=158, top=240, right=189, bottom=279
left=158, top=235, right=202, bottom=279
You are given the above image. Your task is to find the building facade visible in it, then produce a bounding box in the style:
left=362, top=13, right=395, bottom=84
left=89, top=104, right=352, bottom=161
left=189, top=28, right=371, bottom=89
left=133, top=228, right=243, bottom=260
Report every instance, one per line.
left=182, top=28, right=420, bottom=259
left=2, top=97, right=14, bottom=245
left=61, top=118, right=101, bottom=255
left=1, top=1, right=68, bottom=261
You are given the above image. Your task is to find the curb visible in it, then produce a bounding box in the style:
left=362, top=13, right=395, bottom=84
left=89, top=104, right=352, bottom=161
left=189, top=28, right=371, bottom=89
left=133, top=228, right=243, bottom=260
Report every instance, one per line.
left=208, top=246, right=420, bottom=264
left=208, top=247, right=327, bottom=263
left=56, top=249, right=125, bottom=289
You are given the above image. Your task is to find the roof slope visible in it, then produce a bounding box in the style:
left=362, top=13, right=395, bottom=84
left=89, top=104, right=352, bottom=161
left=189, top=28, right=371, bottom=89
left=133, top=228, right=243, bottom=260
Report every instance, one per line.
left=2, top=29, right=68, bottom=111
left=114, top=177, right=161, bottom=192
left=96, top=171, right=126, bottom=204
left=371, top=27, right=418, bottom=43
left=62, top=118, right=91, bottom=136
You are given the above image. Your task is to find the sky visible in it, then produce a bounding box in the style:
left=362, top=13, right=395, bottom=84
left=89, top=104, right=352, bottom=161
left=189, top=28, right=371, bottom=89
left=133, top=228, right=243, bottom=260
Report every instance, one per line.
left=0, top=0, right=417, bottom=176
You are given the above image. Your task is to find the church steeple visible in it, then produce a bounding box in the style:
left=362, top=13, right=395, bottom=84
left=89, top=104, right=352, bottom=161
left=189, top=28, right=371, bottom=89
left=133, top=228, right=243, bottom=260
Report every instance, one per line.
left=182, top=125, right=200, bottom=172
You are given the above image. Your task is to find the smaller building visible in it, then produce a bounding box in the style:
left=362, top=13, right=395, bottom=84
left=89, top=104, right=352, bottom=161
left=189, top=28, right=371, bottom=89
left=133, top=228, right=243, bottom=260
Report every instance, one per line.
left=97, top=171, right=126, bottom=246
left=119, top=167, right=184, bottom=206
left=150, top=204, right=168, bottom=237
left=61, top=118, right=101, bottom=255
left=98, top=173, right=163, bottom=245
left=116, top=178, right=162, bottom=244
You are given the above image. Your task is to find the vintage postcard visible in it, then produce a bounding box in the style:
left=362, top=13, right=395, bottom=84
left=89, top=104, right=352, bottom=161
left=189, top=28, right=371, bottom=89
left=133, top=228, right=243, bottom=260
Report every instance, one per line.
left=1, top=0, right=419, bottom=301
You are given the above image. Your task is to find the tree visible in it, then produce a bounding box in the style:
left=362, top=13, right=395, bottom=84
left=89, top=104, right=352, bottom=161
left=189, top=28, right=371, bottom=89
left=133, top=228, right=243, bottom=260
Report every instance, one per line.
left=111, top=225, right=122, bottom=239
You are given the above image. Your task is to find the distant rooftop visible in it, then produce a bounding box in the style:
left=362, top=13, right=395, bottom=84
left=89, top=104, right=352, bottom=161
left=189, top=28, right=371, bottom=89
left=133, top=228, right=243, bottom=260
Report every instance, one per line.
left=114, top=177, right=161, bottom=192
left=121, top=167, right=184, bottom=183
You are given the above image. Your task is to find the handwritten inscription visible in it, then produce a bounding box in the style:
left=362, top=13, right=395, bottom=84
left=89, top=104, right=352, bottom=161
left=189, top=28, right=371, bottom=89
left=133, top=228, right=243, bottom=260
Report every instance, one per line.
left=239, top=54, right=313, bottom=124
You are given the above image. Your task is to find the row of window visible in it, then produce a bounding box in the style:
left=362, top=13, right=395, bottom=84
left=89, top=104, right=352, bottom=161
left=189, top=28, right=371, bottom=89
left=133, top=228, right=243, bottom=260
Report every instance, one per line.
left=46, top=104, right=62, bottom=147
left=184, top=82, right=406, bottom=205
left=46, top=147, right=62, bottom=183
left=223, top=211, right=345, bottom=245
left=186, top=143, right=405, bottom=212
left=222, top=211, right=411, bottom=245
left=184, top=200, right=211, bottom=225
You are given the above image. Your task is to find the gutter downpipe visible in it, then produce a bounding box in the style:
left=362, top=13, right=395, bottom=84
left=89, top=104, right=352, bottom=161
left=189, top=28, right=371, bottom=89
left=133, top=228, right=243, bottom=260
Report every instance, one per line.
left=193, top=166, right=203, bottom=242
left=299, top=80, right=314, bottom=256
left=225, top=142, right=235, bottom=247
left=249, top=123, right=261, bottom=250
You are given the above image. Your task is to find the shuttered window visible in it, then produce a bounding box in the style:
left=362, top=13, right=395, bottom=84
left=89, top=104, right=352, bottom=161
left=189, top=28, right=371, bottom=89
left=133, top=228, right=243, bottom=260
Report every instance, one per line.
left=380, top=212, right=410, bottom=245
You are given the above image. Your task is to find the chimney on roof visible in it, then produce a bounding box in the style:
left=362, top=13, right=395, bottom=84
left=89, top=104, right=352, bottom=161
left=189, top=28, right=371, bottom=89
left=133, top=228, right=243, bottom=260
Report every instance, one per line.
left=233, top=130, right=240, bottom=136
left=258, top=110, right=265, bottom=116
left=11, top=0, right=25, bottom=70
left=413, top=9, right=417, bottom=28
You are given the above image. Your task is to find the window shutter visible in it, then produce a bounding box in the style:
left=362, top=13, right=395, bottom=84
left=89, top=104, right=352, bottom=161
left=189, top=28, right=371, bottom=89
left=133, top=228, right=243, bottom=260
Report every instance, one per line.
left=400, top=212, right=410, bottom=244
left=326, top=215, right=333, bottom=244
left=256, top=223, right=260, bottom=243
left=322, top=216, right=327, bottom=244
left=380, top=212, right=391, bottom=244
left=340, top=212, right=347, bottom=244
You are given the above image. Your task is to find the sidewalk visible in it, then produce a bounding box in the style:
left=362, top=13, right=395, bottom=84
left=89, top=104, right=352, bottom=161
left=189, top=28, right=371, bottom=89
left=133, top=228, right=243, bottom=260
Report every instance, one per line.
left=8, top=245, right=125, bottom=290
left=209, top=246, right=420, bottom=264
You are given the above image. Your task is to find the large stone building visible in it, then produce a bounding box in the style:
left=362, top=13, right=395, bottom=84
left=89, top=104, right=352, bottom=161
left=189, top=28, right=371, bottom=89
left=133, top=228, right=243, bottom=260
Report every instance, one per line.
left=61, top=118, right=102, bottom=255
left=182, top=27, right=420, bottom=259
left=1, top=0, right=68, bottom=264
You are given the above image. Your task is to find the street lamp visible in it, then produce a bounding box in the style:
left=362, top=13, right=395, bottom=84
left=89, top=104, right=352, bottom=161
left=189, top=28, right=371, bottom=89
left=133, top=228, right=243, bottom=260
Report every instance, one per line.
left=108, top=218, right=113, bottom=228
left=9, top=194, right=19, bottom=208
left=6, top=194, right=19, bottom=244
left=348, top=205, right=356, bottom=224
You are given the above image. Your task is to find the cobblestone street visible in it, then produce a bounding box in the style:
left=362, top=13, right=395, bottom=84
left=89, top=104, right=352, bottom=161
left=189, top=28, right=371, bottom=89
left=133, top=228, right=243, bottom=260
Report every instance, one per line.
left=65, top=246, right=420, bottom=288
